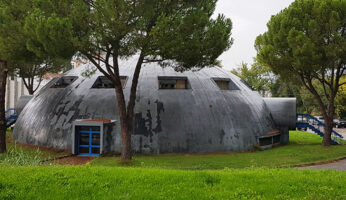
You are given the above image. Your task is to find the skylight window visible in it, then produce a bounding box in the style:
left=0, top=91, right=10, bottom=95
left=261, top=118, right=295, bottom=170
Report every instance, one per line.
left=51, top=76, right=78, bottom=88
left=212, top=78, right=239, bottom=90
left=91, top=76, right=127, bottom=88
left=158, top=76, right=190, bottom=89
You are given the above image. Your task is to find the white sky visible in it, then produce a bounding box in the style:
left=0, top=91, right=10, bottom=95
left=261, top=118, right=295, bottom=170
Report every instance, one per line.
left=214, top=0, right=295, bottom=70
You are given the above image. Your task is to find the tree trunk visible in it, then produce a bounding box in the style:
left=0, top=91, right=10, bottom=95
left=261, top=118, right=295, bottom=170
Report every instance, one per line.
left=301, top=77, right=337, bottom=146
left=322, top=115, right=333, bottom=146
left=115, top=55, right=144, bottom=161
left=322, top=99, right=336, bottom=146
left=22, top=78, right=34, bottom=95
left=28, top=87, right=34, bottom=95
left=121, top=118, right=132, bottom=161
left=114, top=86, right=132, bottom=161
left=0, top=60, right=8, bottom=153
left=84, top=52, right=144, bottom=161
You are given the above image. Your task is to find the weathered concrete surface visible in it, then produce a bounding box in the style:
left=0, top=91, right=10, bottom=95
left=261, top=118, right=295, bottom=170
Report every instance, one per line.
left=15, top=95, right=33, bottom=115
left=263, top=98, right=296, bottom=145
left=13, top=57, right=294, bottom=154
left=298, top=159, right=346, bottom=171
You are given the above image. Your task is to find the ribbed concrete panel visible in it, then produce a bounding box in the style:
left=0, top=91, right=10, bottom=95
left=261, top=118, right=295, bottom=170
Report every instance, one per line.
left=15, top=95, right=33, bottom=116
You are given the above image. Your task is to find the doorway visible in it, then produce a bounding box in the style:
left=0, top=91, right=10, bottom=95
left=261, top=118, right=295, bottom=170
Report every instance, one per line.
left=77, top=126, right=101, bottom=156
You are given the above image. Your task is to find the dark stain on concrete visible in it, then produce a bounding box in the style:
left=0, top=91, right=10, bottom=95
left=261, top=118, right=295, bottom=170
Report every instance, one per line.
left=134, top=112, right=152, bottom=137
left=153, top=100, right=164, bottom=133
left=219, top=129, right=226, bottom=144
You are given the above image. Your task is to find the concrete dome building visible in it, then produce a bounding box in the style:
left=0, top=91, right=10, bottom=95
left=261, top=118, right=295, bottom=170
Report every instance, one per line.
left=13, top=58, right=296, bottom=155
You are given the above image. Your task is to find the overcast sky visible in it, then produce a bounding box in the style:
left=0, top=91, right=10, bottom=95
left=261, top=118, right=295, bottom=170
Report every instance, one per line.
left=214, top=0, right=295, bottom=70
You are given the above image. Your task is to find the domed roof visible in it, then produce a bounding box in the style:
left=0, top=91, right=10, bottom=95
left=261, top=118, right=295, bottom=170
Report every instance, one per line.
left=13, top=57, right=277, bottom=154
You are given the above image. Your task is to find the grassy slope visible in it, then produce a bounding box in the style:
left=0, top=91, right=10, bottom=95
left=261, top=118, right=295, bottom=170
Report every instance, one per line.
left=91, top=131, right=346, bottom=169
left=0, top=130, right=70, bottom=166
left=1, top=166, right=346, bottom=200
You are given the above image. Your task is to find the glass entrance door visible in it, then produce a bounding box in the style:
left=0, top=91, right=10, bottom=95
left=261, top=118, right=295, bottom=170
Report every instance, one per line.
left=78, top=126, right=100, bottom=156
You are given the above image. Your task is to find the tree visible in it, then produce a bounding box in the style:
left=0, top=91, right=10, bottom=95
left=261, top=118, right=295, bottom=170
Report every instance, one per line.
left=15, top=59, right=71, bottom=95
left=335, top=76, right=346, bottom=119
left=299, top=77, right=346, bottom=118
left=255, top=0, right=346, bottom=146
left=231, top=62, right=274, bottom=96
left=0, top=0, right=66, bottom=153
left=0, top=0, right=33, bottom=153
left=26, top=0, right=233, bottom=160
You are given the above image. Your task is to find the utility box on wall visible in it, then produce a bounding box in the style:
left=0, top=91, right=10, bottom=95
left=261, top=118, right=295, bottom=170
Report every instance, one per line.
left=72, top=119, right=116, bottom=156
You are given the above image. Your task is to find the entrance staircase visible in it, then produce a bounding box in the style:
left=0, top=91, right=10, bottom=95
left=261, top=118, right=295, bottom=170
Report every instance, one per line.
left=296, top=113, right=343, bottom=144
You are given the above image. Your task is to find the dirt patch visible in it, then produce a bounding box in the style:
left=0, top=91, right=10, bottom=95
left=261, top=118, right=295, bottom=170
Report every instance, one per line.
left=50, top=155, right=95, bottom=165
left=17, top=142, right=71, bottom=154
left=9, top=136, right=71, bottom=154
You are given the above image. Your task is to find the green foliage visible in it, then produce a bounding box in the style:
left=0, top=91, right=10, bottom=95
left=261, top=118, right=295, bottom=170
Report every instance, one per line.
left=232, top=63, right=345, bottom=114
left=256, top=0, right=346, bottom=76
left=150, top=5, right=233, bottom=70
left=91, top=131, right=346, bottom=169
left=230, top=62, right=310, bottom=112
left=1, top=166, right=346, bottom=199
left=25, top=0, right=233, bottom=70
left=255, top=0, right=346, bottom=143
left=231, top=62, right=275, bottom=96
left=298, top=77, right=346, bottom=117
left=0, top=0, right=32, bottom=66
left=335, top=77, right=346, bottom=119
left=81, top=65, right=97, bottom=78
left=0, top=0, right=70, bottom=93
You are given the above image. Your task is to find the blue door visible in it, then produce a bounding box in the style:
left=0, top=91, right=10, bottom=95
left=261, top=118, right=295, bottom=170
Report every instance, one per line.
left=77, top=126, right=100, bottom=156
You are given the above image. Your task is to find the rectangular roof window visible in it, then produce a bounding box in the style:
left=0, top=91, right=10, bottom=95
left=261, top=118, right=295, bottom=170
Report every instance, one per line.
left=158, top=76, right=190, bottom=89
left=91, top=76, right=127, bottom=88
left=212, top=78, right=239, bottom=90
left=51, top=76, right=78, bottom=88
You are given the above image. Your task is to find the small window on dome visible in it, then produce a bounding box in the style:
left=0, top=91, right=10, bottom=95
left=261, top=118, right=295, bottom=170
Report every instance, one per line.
left=158, top=76, right=190, bottom=89
left=51, top=76, right=78, bottom=88
left=212, top=78, right=239, bottom=90
left=91, top=76, right=127, bottom=88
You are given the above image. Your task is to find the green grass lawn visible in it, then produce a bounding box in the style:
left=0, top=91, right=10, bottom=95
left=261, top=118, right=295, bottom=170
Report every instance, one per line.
left=1, top=130, right=346, bottom=199
left=90, top=131, right=346, bottom=169
left=1, top=166, right=346, bottom=200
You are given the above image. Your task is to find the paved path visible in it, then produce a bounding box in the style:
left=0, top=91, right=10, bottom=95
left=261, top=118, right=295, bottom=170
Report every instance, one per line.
left=335, top=128, right=346, bottom=139
left=298, top=159, right=346, bottom=171
left=298, top=128, right=346, bottom=170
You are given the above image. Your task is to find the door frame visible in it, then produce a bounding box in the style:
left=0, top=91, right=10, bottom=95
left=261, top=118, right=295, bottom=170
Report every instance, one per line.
left=72, top=120, right=104, bottom=156
left=77, top=127, right=101, bottom=156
